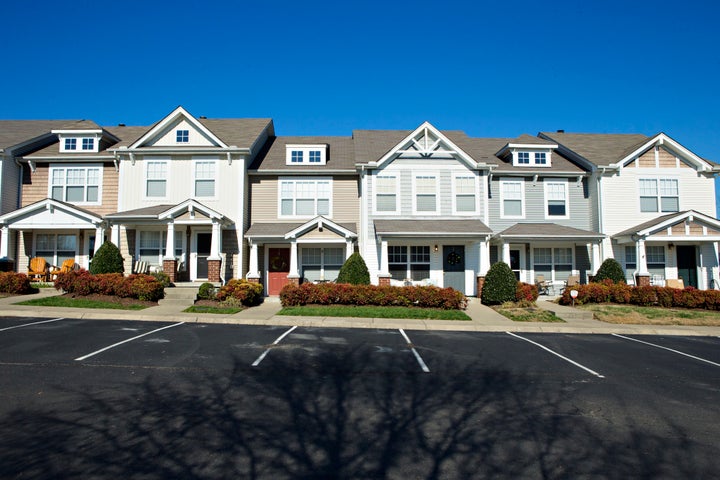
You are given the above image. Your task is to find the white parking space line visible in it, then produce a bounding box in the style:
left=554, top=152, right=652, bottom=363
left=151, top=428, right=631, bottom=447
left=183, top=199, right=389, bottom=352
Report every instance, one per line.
left=75, top=322, right=185, bottom=361
left=0, top=317, right=65, bottom=332
left=251, top=326, right=298, bottom=367
left=613, top=334, right=720, bottom=367
left=399, top=329, right=430, bottom=373
left=506, top=332, right=605, bottom=378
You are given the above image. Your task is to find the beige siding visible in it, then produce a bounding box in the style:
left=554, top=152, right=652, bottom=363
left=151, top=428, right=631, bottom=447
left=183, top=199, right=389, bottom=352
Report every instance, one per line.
left=658, top=148, right=677, bottom=168
left=638, top=150, right=656, bottom=168
left=21, top=163, right=48, bottom=206
left=249, top=176, right=277, bottom=222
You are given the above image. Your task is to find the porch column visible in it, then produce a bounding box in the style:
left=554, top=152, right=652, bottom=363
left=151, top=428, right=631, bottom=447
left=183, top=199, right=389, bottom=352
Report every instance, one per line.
left=501, top=241, right=511, bottom=265
left=635, top=237, right=650, bottom=286
left=479, top=240, right=490, bottom=275
left=378, top=239, right=391, bottom=286
left=288, top=239, right=299, bottom=278
left=247, top=241, right=260, bottom=279
left=345, top=238, right=353, bottom=259
left=0, top=226, right=8, bottom=258
left=590, top=242, right=601, bottom=275
left=164, top=223, right=175, bottom=260
left=110, top=224, right=120, bottom=247
left=209, top=221, right=221, bottom=259
left=94, top=226, right=104, bottom=254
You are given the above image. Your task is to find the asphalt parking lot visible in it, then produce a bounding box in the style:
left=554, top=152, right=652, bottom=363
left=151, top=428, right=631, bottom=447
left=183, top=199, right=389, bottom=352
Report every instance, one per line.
left=1, top=316, right=719, bottom=479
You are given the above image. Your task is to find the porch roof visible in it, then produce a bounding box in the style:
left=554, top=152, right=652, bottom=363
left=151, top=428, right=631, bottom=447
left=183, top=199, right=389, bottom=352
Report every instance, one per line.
left=0, top=198, right=104, bottom=228
left=374, top=219, right=491, bottom=237
left=246, top=221, right=357, bottom=239
left=105, top=205, right=174, bottom=219
left=495, top=223, right=604, bottom=240
left=613, top=209, right=720, bottom=242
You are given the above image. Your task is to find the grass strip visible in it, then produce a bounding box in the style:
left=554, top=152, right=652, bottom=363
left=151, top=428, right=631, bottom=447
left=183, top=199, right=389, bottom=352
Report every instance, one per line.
left=580, top=304, right=720, bottom=326
left=16, top=296, right=148, bottom=310
left=278, top=305, right=470, bottom=320
left=495, top=306, right=564, bottom=323
left=184, top=305, right=243, bottom=315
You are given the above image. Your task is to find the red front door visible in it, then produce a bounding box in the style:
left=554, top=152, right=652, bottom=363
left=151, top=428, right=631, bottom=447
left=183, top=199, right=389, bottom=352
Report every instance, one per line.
left=267, top=248, right=290, bottom=295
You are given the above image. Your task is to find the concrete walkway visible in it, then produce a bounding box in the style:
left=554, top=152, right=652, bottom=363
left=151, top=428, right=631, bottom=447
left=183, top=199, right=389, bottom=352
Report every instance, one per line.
left=2, top=288, right=720, bottom=337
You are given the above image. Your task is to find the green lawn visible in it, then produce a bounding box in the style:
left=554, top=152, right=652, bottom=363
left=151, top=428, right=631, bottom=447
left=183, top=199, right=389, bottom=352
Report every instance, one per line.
left=183, top=305, right=243, bottom=315
left=278, top=305, right=470, bottom=320
left=15, top=296, right=148, bottom=310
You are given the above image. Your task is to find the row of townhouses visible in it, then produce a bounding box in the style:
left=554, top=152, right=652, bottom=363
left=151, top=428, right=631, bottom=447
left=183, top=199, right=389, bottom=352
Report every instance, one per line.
left=0, top=106, right=718, bottom=296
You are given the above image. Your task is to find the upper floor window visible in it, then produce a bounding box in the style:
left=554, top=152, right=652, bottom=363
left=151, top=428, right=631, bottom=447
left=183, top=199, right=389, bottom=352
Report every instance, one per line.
left=454, top=175, right=476, bottom=213
left=82, top=138, right=94, bottom=150
left=500, top=179, right=524, bottom=218
left=535, top=152, right=547, bottom=165
left=279, top=178, right=331, bottom=217
left=375, top=175, right=398, bottom=213
left=545, top=180, right=568, bottom=217
left=518, top=152, right=530, bottom=164
left=639, top=178, right=678, bottom=213
left=286, top=145, right=327, bottom=165
left=64, top=138, right=77, bottom=150
left=146, top=161, right=168, bottom=198
left=512, top=150, right=552, bottom=167
left=414, top=175, right=437, bottom=213
left=176, top=130, right=189, bottom=143
left=50, top=165, right=101, bottom=204
left=194, top=161, right=216, bottom=197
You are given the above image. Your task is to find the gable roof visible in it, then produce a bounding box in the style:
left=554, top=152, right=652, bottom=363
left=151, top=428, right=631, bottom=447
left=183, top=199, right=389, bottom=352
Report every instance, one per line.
left=495, top=223, right=604, bottom=239
left=613, top=210, right=720, bottom=239
left=0, top=198, right=103, bottom=226
left=539, top=132, right=651, bottom=167
left=285, top=216, right=357, bottom=239
left=246, top=221, right=357, bottom=238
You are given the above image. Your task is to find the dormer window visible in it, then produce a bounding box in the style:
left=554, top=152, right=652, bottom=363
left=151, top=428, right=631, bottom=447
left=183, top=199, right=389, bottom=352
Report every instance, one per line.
left=64, top=138, right=77, bottom=151
left=176, top=130, right=189, bottom=143
left=286, top=144, right=327, bottom=165
left=511, top=150, right=552, bottom=167
left=82, top=138, right=94, bottom=150
left=518, top=152, right=530, bottom=164
left=54, top=129, right=102, bottom=153
left=535, top=152, right=547, bottom=164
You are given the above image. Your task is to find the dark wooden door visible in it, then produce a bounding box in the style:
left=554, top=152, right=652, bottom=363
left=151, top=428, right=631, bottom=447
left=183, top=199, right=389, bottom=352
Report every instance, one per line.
left=677, top=245, right=697, bottom=288
left=196, top=233, right=212, bottom=279
left=268, top=248, right=291, bottom=295
left=443, top=245, right=465, bottom=292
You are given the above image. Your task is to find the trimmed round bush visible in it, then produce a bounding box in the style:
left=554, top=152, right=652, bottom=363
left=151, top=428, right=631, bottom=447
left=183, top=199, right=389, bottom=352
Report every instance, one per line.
left=481, top=262, right=518, bottom=305
left=336, top=252, right=370, bottom=285
left=89, top=241, right=124, bottom=274
left=593, top=258, right=626, bottom=284
left=197, top=282, right=216, bottom=300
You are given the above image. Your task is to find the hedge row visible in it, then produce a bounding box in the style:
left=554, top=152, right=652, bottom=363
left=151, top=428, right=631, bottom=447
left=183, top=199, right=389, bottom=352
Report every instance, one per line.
left=558, top=280, right=720, bottom=310
left=280, top=283, right=467, bottom=310
left=55, top=270, right=165, bottom=302
left=0, top=272, right=34, bottom=294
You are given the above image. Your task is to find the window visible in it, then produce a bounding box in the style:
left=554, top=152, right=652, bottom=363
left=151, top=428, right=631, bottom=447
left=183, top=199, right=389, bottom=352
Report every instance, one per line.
left=176, top=130, right=189, bottom=143
left=625, top=246, right=637, bottom=270
left=146, top=161, right=168, bottom=197
left=138, top=231, right=162, bottom=264
left=535, top=152, right=547, bottom=165
left=194, top=161, right=216, bottom=197
left=501, top=179, right=524, bottom=217
left=301, top=247, right=344, bottom=282
left=415, top=176, right=437, bottom=213
left=285, top=145, right=327, bottom=165
left=82, top=138, right=94, bottom=150
left=50, top=165, right=101, bottom=203
left=454, top=175, right=476, bottom=213
left=35, top=233, right=76, bottom=266
left=513, top=150, right=552, bottom=167
left=64, top=138, right=77, bottom=150
left=518, top=152, right=530, bottom=164
left=646, top=245, right=665, bottom=266
left=640, top=179, right=679, bottom=213
left=533, top=247, right=572, bottom=281
left=545, top=180, right=568, bottom=217
left=388, top=246, right=430, bottom=281
left=279, top=178, right=331, bottom=217
left=375, top=175, right=397, bottom=213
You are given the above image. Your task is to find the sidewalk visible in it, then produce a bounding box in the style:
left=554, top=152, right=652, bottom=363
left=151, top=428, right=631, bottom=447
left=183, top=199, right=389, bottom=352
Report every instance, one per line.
left=2, top=289, right=720, bottom=337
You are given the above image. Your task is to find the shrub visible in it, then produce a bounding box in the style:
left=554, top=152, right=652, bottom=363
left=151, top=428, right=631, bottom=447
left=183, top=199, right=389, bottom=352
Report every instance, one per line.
left=197, top=282, right=217, bottom=300
left=89, top=241, right=124, bottom=274
left=127, top=274, right=165, bottom=302
left=593, top=258, right=626, bottom=284
left=279, top=282, right=467, bottom=310
left=336, top=252, right=370, bottom=285
left=54, top=270, right=164, bottom=302
left=516, top=282, right=539, bottom=303
left=481, top=262, right=517, bottom=305
left=216, top=279, right=263, bottom=307
left=0, top=272, right=34, bottom=294
left=151, top=271, right=173, bottom=288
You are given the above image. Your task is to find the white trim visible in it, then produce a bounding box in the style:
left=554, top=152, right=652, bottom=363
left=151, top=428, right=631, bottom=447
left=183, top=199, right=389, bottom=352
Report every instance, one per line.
left=47, top=163, right=104, bottom=206
left=511, top=149, right=553, bottom=167
left=373, top=173, right=400, bottom=215
left=0, top=198, right=103, bottom=225
left=412, top=173, right=439, bottom=215
left=143, top=158, right=170, bottom=200
left=543, top=178, right=570, bottom=220
left=284, top=216, right=356, bottom=240
left=277, top=177, right=333, bottom=219
left=530, top=244, right=575, bottom=282
left=637, top=176, right=680, bottom=214
left=452, top=172, right=479, bottom=215
left=614, top=133, right=714, bottom=171
left=285, top=144, right=328, bottom=165
left=128, top=106, right=228, bottom=149
left=500, top=177, right=525, bottom=219
left=33, top=231, right=79, bottom=267
left=191, top=157, right=219, bottom=200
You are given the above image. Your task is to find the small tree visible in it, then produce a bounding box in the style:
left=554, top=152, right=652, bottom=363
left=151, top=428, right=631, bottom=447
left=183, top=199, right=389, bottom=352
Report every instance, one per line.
left=89, top=241, right=124, bottom=274
left=593, top=258, right=626, bottom=284
left=481, top=261, right=517, bottom=305
left=336, top=252, right=370, bottom=285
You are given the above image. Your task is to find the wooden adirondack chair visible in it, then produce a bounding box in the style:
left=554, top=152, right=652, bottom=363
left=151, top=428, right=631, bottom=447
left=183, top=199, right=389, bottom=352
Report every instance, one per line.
left=28, top=257, right=49, bottom=281
left=50, top=259, right=75, bottom=280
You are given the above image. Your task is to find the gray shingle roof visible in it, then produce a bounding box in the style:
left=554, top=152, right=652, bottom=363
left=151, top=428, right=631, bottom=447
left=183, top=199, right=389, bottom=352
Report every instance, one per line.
left=540, top=132, right=649, bottom=167
left=613, top=211, right=689, bottom=237
left=246, top=222, right=357, bottom=237
left=0, top=120, right=67, bottom=150
left=374, top=219, right=491, bottom=235
left=249, top=136, right=356, bottom=171
left=105, top=205, right=175, bottom=219
left=497, top=223, right=603, bottom=238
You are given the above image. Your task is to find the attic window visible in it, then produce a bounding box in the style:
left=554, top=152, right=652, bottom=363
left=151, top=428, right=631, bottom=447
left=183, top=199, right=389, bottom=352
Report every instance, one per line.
left=82, top=138, right=94, bottom=150
left=176, top=130, right=189, bottom=143
left=286, top=144, right=327, bottom=165
left=64, top=139, right=77, bottom=151
left=512, top=150, right=552, bottom=167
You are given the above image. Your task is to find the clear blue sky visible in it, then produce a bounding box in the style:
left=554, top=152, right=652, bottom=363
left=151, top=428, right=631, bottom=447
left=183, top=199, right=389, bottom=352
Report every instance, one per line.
left=3, top=0, right=719, bottom=210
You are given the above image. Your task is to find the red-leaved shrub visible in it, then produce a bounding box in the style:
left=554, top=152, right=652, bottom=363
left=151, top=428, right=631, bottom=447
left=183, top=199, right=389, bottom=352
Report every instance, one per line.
left=558, top=281, right=720, bottom=310
left=516, top=282, right=539, bottom=302
left=55, top=270, right=164, bottom=302
left=0, top=271, right=34, bottom=294
left=216, top=279, right=263, bottom=306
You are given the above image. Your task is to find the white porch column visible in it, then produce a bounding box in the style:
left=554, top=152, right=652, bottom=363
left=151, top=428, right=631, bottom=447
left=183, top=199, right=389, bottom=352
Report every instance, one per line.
left=501, top=241, right=511, bottom=265
left=94, top=226, right=104, bottom=254
left=0, top=226, right=8, bottom=258
left=345, top=238, right=353, bottom=259
left=164, top=223, right=175, bottom=260
left=288, top=239, right=299, bottom=277
left=209, top=221, right=221, bottom=260
left=380, top=240, right=389, bottom=275
left=247, top=242, right=260, bottom=278
left=479, top=240, right=490, bottom=275
left=635, top=238, right=649, bottom=276
left=111, top=224, right=120, bottom=247
left=590, top=242, right=601, bottom=275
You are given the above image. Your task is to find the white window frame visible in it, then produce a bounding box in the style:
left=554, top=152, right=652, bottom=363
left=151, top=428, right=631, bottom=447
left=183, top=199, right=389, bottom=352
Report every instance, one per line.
left=452, top=173, right=478, bottom=215
left=373, top=174, right=399, bottom=214
left=285, top=144, right=327, bottom=165
left=512, top=150, right=552, bottom=167
left=278, top=177, right=333, bottom=218
left=144, top=159, right=170, bottom=199
left=192, top=158, right=218, bottom=199
left=176, top=129, right=189, bottom=143
left=300, top=247, right=345, bottom=282
left=59, top=135, right=99, bottom=153
left=639, top=178, right=680, bottom=213
left=412, top=174, right=439, bottom=215
left=34, top=232, right=77, bottom=266
left=532, top=246, right=574, bottom=282
left=544, top=178, right=569, bottom=219
left=388, top=245, right=431, bottom=281
left=136, top=230, right=184, bottom=267
left=48, top=164, right=103, bottom=205
left=500, top=178, right=525, bottom=219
